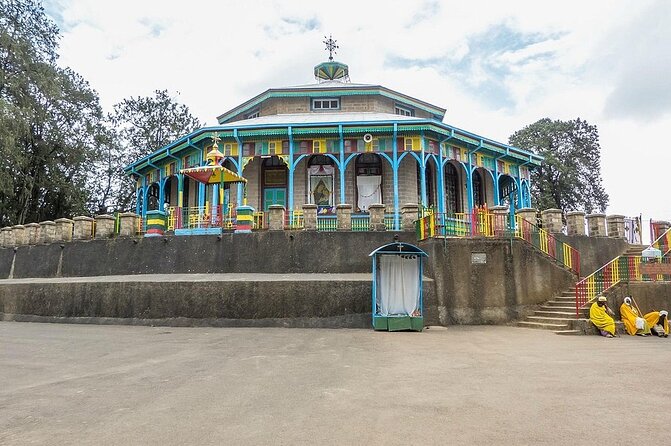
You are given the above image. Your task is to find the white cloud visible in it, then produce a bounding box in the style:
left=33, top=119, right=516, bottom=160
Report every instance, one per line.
left=46, top=0, right=671, bottom=239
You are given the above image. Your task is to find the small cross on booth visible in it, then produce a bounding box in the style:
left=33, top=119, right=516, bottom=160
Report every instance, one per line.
left=369, top=242, right=427, bottom=332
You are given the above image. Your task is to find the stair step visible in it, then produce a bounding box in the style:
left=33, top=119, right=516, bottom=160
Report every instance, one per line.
left=540, top=305, right=576, bottom=311
left=527, top=316, right=573, bottom=325
left=534, top=310, right=576, bottom=318
left=545, top=301, right=576, bottom=307
left=517, top=321, right=570, bottom=330
left=557, top=295, right=576, bottom=300
left=555, top=330, right=581, bottom=336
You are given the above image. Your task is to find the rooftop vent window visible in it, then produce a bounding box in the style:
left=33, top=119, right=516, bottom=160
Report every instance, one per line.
left=395, top=105, right=414, bottom=117
left=312, top=98, right=340, bottom=110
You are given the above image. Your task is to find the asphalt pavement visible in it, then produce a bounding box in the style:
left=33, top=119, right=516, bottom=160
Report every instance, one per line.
left=1, top=322, right=669, bottom=445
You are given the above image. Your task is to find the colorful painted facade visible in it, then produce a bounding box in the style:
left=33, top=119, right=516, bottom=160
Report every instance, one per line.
left=124, top=57, right=542, bottom=232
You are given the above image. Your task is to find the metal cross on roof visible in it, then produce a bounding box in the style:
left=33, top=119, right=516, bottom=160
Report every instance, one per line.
left=323, top=34, right=338, bottom=61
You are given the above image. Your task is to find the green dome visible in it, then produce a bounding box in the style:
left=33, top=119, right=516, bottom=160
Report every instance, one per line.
left=314, top=61, right=349, bottom=81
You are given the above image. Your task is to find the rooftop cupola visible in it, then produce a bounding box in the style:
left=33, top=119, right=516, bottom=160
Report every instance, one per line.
left=314, top=34, right=350, bottom=82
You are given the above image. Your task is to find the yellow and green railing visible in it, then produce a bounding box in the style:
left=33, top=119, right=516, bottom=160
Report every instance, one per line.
left=575, top=256, right=671, bottom=316
left=417, top=210, right=580, bottom=276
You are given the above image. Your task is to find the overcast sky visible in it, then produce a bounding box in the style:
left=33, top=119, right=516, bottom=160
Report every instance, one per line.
left=44, top=0, right=671, bottom=239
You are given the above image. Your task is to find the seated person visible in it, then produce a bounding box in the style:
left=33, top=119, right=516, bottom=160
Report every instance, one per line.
left=620, top=296, right=651, bottom=336
left=644, top=310, right=669, bottom=338
left=590, top=296, right=616, bottom=338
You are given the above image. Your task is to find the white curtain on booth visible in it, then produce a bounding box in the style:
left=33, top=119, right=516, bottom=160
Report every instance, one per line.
left=378, top=255, right=420, bottom=316
left=357, top=175, right=381, bottom=211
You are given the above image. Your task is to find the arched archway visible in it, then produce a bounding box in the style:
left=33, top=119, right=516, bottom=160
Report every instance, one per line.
left=147, top=183, right=160, bottom=211
left=261, top=155, right=288, bottom=211
left=355, top=153, right=383, bottom=212
left=472, top=170, right=484, bottom=207
left=498, top=174, right=518, bottom=207
left=417, top=157, right=438, bottom=209
left=307, top=154, right=335, bottom=209
left=444, top=162, right=462, bottom=214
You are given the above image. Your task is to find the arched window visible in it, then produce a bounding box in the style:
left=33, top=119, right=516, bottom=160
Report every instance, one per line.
left=355, top=153, right=382, bottom=211
left=307, top=155, right=335, bottom=207
left=445, top=163, right=460, bottom=214
left=472, top=170, right=484, bottom=207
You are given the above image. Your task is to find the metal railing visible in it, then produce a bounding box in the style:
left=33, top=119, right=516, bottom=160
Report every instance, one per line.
left=575, top=256, right=671, bottom=316
left=351, top=214, right=370, bottom=231
left=417, top=211, right=580, bottom=276
left=317, top=215, right=337, bottom=231
left=286, top=210, right=304, bottom=230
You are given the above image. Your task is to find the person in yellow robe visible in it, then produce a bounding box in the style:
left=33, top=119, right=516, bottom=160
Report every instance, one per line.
left=590, top=296, right=616, bottom=337
left=620, top=296, right=651, bottom=336
left=644, top=310, right=669, bottom=338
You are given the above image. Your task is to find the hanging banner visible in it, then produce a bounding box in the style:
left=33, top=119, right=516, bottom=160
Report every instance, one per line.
left=624, top=216, right=642, bottom=244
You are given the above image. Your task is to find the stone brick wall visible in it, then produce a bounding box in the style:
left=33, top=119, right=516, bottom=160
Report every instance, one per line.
left=242, top=157, right=261, bottom=210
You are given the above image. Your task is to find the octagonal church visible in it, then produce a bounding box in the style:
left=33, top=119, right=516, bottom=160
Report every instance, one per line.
left=125, top=46, right=542, bottom=233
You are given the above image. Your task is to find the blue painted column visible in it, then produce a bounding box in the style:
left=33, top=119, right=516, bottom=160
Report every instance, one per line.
left=159, top=177, right=166, bottom=210
left=466, top=158, right=474, bottom=214
left=338, top=125, right=346, bottom=204
left=288, top=126, right=294, bottom=211
left=177, top=174, right=184, bottom=207
left=135, top=181, right=141, bottom=215
left=392, top=123, right=400, bottom=230
left=234, top=129, right=244, bottom=206
left=437, top=153, right=445, bottom=215
left=420, top=134, right=427, bottom=208
left=493, top=170, right=501, bottom=206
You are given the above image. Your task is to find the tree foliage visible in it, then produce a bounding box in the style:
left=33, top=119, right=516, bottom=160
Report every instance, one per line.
left=509, top=118, right=609, bottom=213
left=0, top=0, right=103, bottom=224
left=93, top=90, right=201, bottom=212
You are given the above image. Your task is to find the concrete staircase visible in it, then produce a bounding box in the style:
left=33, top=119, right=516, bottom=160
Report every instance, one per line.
left=517, top=244, right=648, bottom=335
left=517, top=286, right=580, bottom=335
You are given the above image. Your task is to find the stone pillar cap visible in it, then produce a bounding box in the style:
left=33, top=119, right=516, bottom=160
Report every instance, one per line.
left=1, top=227, right=12, bottom=231
left=367, top=203, right=385, bottom=209
left=118, top=212, right=139, bottom=217
left=401, top=203, right=419, bottom=208
left=490, top=205, right=509, bottom=211
left=606, top=214, right=625, bottom=219
left=566, top=211, right=585, bottom=216
left=336, top=204, right=352, bottom=209
left=235, top=205, right=254, bottom=211
left=301, top=203, right=318, bottom=209
left=39, top=220, right=56, bottom=225
left=541, top=208, right=563, bottom=214
left=95, top=214, right=115, bottom=220
left=24, top=222, right=40, bottom=227
left=586, top=213, right=606, bottom=218
left=11, top=225, right=25, bottom=229
left=54, top=218, right=73, bottom=223
left=73, top=216, right=94, bottom=221
left=268, top=204, right=286, bottom=210
left=651, top=220, right=671, bottom=225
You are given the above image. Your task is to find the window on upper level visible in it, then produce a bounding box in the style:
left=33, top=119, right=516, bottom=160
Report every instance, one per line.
left=312, top=98, right=340, bottom=110
left=395, top=105, right=414, bottom=117
left=246, top=110, right=260, bottom=119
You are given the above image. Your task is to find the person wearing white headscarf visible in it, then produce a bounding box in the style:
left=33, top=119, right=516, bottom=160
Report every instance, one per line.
left=620, top=296, right=651, bottom=336
left=644, top=309, right=669, bottom=338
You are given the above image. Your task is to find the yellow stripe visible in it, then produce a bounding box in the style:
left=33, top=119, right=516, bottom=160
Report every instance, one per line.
left=237, top=215, right=254, bottom=222
left=147, top=219, right=165, bottom=226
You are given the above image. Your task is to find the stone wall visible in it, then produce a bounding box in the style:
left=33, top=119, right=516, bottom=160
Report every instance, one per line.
left=420, top=238, right=576, bottom=325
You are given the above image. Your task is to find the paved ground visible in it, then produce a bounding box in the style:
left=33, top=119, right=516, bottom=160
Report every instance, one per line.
left=1, top=322, right=669, bottom=446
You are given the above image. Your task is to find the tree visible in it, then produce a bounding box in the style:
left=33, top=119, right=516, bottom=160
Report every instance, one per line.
left=509, top=118, right=609, bottom=213
left=98, top=90, right=201, bottom=212
left=0, top=0, right=104, bottom=225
